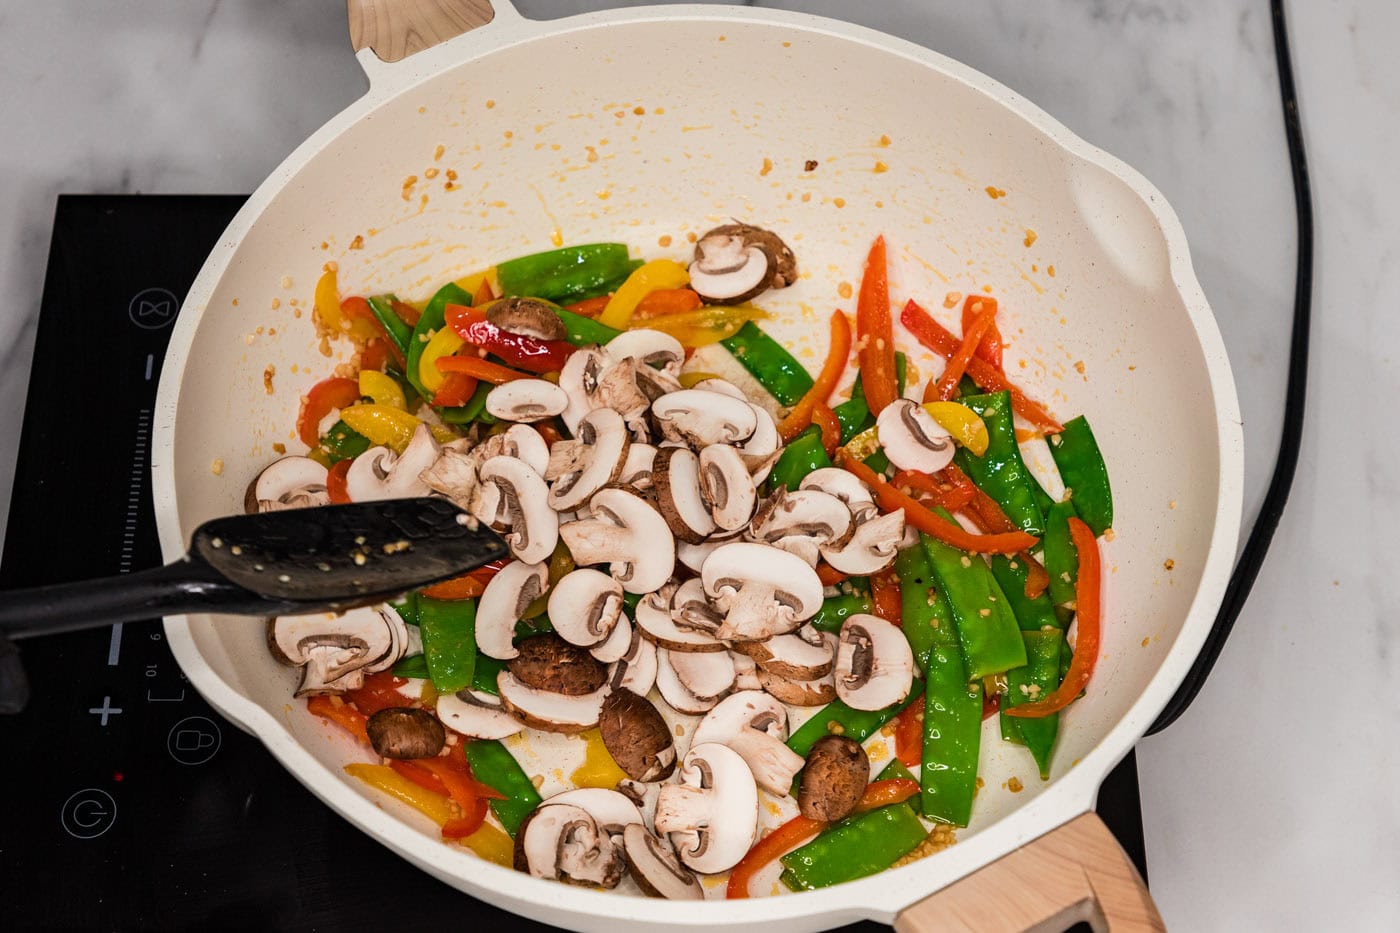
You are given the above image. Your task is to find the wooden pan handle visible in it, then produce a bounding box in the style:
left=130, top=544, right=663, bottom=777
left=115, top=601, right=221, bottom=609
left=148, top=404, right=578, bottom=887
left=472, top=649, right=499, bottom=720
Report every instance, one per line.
left=894, top=813, right=1164, bottom=933
left=347, top=0, right=495, bottom=63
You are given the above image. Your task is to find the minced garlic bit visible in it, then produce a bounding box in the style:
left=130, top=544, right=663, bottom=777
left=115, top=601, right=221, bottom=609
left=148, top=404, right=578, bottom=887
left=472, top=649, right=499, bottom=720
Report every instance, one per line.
left=280, top=276, right=293, bottom=289
left=1164, top=558, right=1175, bottom=571
left=531, top=774, right=545, bottom=788
left=272, top=442, right=286, bottom=455
left=674, top=723, right=684, bottom=737
left=1024, top=229, right=1038, bottom=248
left=760, top=157, right=773, bottom=176
left=1007, top=776, right=1024, bottom=793
left=210, top=458, right=224, bottom=476
left=978, top=608, right=991, bottom=618
left=878, top=134, right=891, bottom=147
left=943, top=291, right=962, bottom=309
left=985, top=186, right=1006, bottom=199
left=270, top=298, right=281, bottom=310
left=352, top=552, right=367, bottom=567
left=826, top=721, right=845, bottom=736
left=833, top=197, right=846, bottom=208
left=349, top=235, right=365, bottom=249
left=804, top=159, right=818, bottom=172
left=658, top=234, right=672, bottom=247
left=433, top=144, right=445, bottom=160
left=1104, top=528, right=1116, bottom=541
left=873, top=160, right=888, bottom=174
left=891, top=823, right=956, bottom=868
left=960, top=555, right=973, bottom=568
left=1168, top=500, right=1178, bottom=510
left=263, top=364, right=276, bottom=394
left=837, top=281, right=853, bottom=299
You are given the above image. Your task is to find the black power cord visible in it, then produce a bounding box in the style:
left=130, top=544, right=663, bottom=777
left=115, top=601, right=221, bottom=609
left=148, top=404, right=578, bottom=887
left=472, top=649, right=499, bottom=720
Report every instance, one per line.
left=1147, top=0, right=1313, bottom=734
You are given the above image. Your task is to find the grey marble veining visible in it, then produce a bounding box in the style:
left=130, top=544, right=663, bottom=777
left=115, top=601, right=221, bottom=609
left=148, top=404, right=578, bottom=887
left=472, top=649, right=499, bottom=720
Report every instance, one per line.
left=0, top=0, right=1396, bottom=928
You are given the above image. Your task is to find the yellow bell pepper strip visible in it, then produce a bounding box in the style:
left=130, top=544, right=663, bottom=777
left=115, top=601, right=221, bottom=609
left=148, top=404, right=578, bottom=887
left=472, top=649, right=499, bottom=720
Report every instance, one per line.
left=451, top=268, right=496, bottom=299
left=596, top=259, right=690, bottom=329
left=418, top=327, right=466, bottom=393
left=313, top=270, right=380, bottom=342
left=569, top=728, right=630, bottom=789
left=923, top=402, right=989, bottom=456
left=357, top=370, right=406, bottom=410
left=344, top=763, right=457, bottom=826
left=337, top=404, right=457, bottom=452
left=460, top=822, right=515, bottom=867
left=628, top=303, right=767, bottom=347
left=678, top=371, right=720, bottom=388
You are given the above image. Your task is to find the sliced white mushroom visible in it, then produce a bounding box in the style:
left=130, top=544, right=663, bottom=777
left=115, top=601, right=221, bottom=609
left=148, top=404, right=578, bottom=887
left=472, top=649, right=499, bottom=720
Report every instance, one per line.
left=436, top=691, right=525, bottom=739
left=543, top=788, right=645, bottom=838
left=248, top=456, right=329, bottom=512
left=651, top=389, right=757, bottom=447
left=484, top=378, right=569, bottom=423
left=654, top=648, right=721, bottom=715
left=503, top=423, right=551, bottom=476
left=730, top=652, right=763, bottom=692
left=875, top=398, right=956, bottom=473
left=558, top=347, right=608, bottom=434
left=700, top=542, right=824, bottom=641
left=821, top=509, right=906, bottom=575
left=516, top=803, right=624, bottom=888
left=559, top=487, right=675, bottom=594
left=731, top=629, right=836, bottom=680
left=619, top=443, right=657, bottom=489
left=621, top=824, right=704, bottom=900
left=474, top=456, right=558, bottom=564
left=668, top=577, right=725, bottom=640
left=619, top=779, right=662, bottom=832
left=547, top=407, right=630, bottom=511
left=605, top=328, right=684, bottom=375
left=800, top=467, right=879, bottom=523
left=675, top=537, right=724, bottom=574
left=268, top=605, right=407, bottom=696
left=344, top=424, right=440, bottom=502
left=475, top=559, right=548, bottom=660
left=691, top=690, right=804, bottom=797
left=589, top=612, right=633, bottom=664
left=698, top=444, right=757, bottom=531
left=609, top=624, right=659, bottom=696
left=547, top=569, right=624, bottom=648
left=652, top=447, right=717, bottom=544
left=758, top=668, right=836, bottom=706
left=690, top=377, right=746, bottom=399
left=748, top=488, right=854, bottom=566
left=496, top=672, right=609, bottom=733
left=667, top=649, right=736, bottom=702
left=654, top=742, right=758, bottom=874
left=419, top=446, right=478, bottom=510
left=593, top=358, right=654, bottom=439
left=634, top=588, right=725, bottom=652
left=834, top=613, right=915, bottom=710
left=738, top=403, right=781, bottom=461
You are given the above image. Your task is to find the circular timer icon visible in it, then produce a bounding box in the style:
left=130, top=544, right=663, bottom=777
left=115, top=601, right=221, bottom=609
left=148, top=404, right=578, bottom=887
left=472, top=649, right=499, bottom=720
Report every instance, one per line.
left=128, top=286, right=180, bottom=330
left=60, top=788, right=117, bottom=839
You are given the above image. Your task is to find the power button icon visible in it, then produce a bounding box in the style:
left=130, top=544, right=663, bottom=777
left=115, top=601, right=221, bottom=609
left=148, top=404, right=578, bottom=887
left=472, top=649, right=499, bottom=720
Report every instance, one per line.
left=61, top=788, right=117, bottom=839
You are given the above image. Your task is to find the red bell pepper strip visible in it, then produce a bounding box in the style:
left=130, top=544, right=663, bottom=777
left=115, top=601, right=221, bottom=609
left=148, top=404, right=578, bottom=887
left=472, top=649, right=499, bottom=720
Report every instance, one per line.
left=931, top=298, right=999, bottom=401
left=566, top=288, right=704, bottom=319
left=892, top=469, right=975, bottom=511
left=306, top=695, right=369, bottom=744
left=419, top=574, right=487, bottom=600
left=1020, top=551, right=1051, bottom=600
left=343, top=298, right=407, bottom=369
left=431, top=373, right=478, bottom=408
left=346, top=670, right=412, bottom=717
left=778, top=311, right=853, bottom=442
left=839, top=453, right=1038, bottom=555
left=534, top=421, right=564, bottom=446
left=900, top=300, right=1063, bottom=434
left=961, top=295, right=1003, bottom=369
left=359, top=338, right=395, bottom=372
left=444, top=305, right=574, bottom=373
left=815, top=564, right=849, bottom=587
left=391, top=299, right=422, bottom=328
left=435, top=355, right=531, bottom=384
left=297, top=377, right=361, bottom=448
left=811, top=402, right=841, bottom=456
left=851, top=778, right=920, bottom=813
left=1005, top=517, right=1100, bottom=718
left=870, top=569, right=902, bottom=626
left=983, top=691, right=1002, bottom=720
left=942, top=463, right=1019, bottom=535
left=389, top=759, right=449, bottom=796
left=893, top=704, right=923, bottom=767
left=855, top=237, right=898, bottom=416
left=326, top=459, right=352, bottom=504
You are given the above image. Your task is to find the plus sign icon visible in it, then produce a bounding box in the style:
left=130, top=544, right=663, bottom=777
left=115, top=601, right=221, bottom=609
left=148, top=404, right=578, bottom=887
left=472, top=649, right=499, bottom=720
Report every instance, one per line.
left=128, top=287, right=180, bottom=330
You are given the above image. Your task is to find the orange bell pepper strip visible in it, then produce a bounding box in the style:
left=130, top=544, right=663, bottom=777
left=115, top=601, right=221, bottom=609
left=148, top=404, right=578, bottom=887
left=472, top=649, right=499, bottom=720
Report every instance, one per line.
left=564, top=295, right=611, bottom=317
left=778, top=311, right=853, bottom=441
left=1021, top=550, right=1051, bottom=600
left=419, top=574, right=487, bottom=600
left=855, top=237, right=898, bottom=416
left=473, top=277, right=495, bottom=307
left=431, top=373, right=479, bottom=408
left=815, top=564, right=849, bottom=587
left=870, top=569, right=902, bottom=626
left=534, top=421, right=564, bottom=446
left=346, top=670, right=411, bottom=716
left=941, top=463, right=1019, bottom=535
left=811, top=402, right=842, bottom=456
left=1005, top=517, right=1100, bottom=719
left=893, top=703, right=923, bottom=768
left=435, top=355, right=531, bottom=384
left=631, top=288, right=704, bottom=319
left=900, top=300, right=1063, bottom=434
left=961, top=295, right=1003, bottom=369
left=306, top=695, right=369, bottom=744
left=391, top=299, right=422, bottom=328
left=851, top=778, right=920, bottom=813
left=389, top=759, right=449, bottom=796
left=726, top=814, right=827, bottom=898
left=931, top=298, right=999, bottom=401
left=839, top=453, right=1038, bottom=555
left=297, top=376, right=361, bottom=448
left=326, top=459, right=352, bottom=504
left=892, top=469, right=975, bottom=511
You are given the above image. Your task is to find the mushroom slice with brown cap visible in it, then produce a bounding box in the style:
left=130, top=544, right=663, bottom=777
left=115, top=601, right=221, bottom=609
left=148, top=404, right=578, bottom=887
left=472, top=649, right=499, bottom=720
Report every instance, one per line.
left=688, top=223, right=797, bottom=305
left=731, top=628, right=836, bottom=680
left=821, top=509, right=906, bottom=575
left=800, top=467, right=879, bottom=523
left=667, top=648, right=736, bottom=702
left=558, top=347, right=608, bottom=434
left=700, top=542, right=824, bottom=642
left=475, top=456, right=558, bottom=564
left=609, top=624, right=659, bottom=696
left=547, top=569, right=624, bottom=648
left=485, top=296, right=568, bottom=342
left=475, top=560, right=547, bottom=659
left=268, top=605, right=408, bottom=696
left=690, top=690, right=804, bottom=796
left=654, top=648, right=721, bottom=715
left=484, top=378, right=569, bottom=423
left=542, top=788, right=646, bottom=837
left=547, top=407, right=630, bottom=511
left=748, top=488, right=854, bottom=566
left=758, top=667, right=836, bottom=706
left=559, top=487, right=675, bottom=594
left=654, top=742, right=759, bottom=874
left=589, top=612, right=633, bottom=663
left=652, top=447, right=716, bottom=544
left=436, top=690, right=525, bottom=739
left=634, top=589, right=725, bottom=652
left=598, top=690, right=677, bottom=782
left=651, top=389, right=757, bottom=448
left=366, top=707, right=446, bottom=760
left=246, top=456, right=329, bottom=513
left=834, top=613, right=915, bottom=710
left=509, top=634, right=608, bottom=695
left=622, top=824, right=704, bottom=899
left=515, top=803, right=624, bottom=888
left=618, top=443, right=657, bottom=490
left=344, top=424, right=440, bottom=502
left=798, top=735, right=870, bottom=822
left=875, top=398, right=956, bottom=473
left=496, top=672, right=609, bottom=733
left=698, top=444, right=757, bottom=531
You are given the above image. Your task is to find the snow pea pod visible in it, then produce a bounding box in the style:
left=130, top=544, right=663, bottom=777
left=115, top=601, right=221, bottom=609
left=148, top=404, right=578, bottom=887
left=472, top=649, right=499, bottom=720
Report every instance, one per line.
left=778, top=800, right=928, bottom=891
left=953, top=390, right=1047, bottom=536
left=495, top=243, right=637, bottom=304
left=921, top=513, right=1027, bottom=679
left=720, top=321, right=814, bottom=406
left=1048, top=415, right=1114, bottom=536
left=1043, top=499, right=1081, bottom=626
left=990, top=554, right=1062, bottom=632
left=806, top=591, right=874, bottom=634
left=1001, top=629, right=1065, bottom=780
left=366, top=294, right=413, bottom=355
left=463, top=739, right=542, bottom=836
left=417, top=597, right=477, bottom=694
left=768, top=426, right=831, bottom=491
left=555, top=306, right=621, bottom=347
left=786, top=680, right=925, bottom=760
left=405, top=281, right=472, bottom=401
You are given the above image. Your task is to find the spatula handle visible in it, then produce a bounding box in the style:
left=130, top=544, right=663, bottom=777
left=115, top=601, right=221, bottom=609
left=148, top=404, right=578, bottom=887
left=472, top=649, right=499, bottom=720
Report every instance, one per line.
left=894, top=812, right=1164, bottom=933
left=0, top=560, right=243, bottom=638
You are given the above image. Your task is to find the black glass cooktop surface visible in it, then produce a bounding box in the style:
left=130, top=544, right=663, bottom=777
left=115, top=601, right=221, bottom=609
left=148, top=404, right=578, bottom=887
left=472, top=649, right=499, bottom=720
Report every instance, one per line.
left=0, top=195, right=1146, bottom=932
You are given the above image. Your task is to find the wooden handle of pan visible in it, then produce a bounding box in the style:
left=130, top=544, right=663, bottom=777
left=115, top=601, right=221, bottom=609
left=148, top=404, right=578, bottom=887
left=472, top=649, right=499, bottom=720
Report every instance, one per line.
left=894, top=813, right=1164, bottom=933
left=347, top=0, right=495, bottom=63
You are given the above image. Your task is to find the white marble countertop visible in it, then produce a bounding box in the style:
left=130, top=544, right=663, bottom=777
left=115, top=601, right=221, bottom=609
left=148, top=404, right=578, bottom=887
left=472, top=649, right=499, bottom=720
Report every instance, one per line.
left=1, top=0, right=1395, bottom=928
